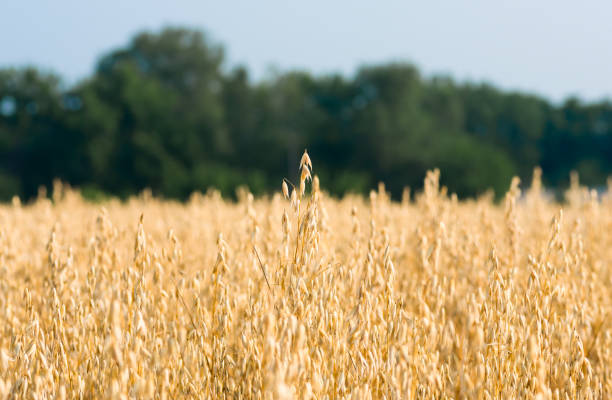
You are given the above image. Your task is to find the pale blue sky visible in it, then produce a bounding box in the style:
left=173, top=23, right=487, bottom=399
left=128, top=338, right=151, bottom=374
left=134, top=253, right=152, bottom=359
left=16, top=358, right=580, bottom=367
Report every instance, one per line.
left=1, top=0, right=610, bottom=102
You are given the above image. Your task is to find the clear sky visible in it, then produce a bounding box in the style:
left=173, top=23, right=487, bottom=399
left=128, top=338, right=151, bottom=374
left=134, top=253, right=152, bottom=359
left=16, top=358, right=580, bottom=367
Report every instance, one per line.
left=1, top=0, right=611, bottom=103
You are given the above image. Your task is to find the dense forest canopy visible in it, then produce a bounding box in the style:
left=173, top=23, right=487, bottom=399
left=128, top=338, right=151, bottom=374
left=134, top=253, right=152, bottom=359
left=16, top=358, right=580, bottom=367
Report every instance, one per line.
left=0, top=27, right=610, bottom=201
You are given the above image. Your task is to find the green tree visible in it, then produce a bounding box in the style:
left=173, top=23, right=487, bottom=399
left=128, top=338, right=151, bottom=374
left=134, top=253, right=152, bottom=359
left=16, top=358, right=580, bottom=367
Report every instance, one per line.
left=0, top=68, right=87, bottom=198
left=86, top=27, right=228, bottom=197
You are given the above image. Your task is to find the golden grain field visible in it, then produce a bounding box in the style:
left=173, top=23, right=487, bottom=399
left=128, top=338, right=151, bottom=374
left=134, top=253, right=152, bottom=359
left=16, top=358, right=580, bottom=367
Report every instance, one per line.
left=0, top=154, right=611, bottom=399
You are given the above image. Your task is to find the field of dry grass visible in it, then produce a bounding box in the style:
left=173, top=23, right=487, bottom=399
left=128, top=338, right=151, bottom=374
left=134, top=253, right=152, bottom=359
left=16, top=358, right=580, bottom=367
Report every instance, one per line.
left=0, top=154, right=611, bottom=399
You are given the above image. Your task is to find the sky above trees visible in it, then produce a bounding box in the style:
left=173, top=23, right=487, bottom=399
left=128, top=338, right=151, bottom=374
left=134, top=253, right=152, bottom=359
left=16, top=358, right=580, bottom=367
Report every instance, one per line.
left=1, top=0, right=611, bottom=102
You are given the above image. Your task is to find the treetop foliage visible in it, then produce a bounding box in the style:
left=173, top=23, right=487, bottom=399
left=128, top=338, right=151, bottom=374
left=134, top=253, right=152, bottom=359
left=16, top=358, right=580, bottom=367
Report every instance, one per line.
left=0, top=27, right=610, bottom=201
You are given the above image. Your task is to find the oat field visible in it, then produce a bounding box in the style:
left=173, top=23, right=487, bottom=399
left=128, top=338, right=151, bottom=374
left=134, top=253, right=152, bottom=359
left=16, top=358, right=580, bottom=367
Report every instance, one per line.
left=0, top=154, right=611, bottom=399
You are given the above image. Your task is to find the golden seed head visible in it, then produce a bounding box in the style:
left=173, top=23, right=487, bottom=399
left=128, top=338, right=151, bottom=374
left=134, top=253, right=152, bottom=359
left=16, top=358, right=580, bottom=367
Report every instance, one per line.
left=300, top=150, right=312, bottom=171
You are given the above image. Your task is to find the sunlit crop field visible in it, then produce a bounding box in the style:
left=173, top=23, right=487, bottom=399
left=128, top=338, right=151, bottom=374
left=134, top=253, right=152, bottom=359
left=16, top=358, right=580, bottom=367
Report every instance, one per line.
left=0, top=156, right=611, bottom=399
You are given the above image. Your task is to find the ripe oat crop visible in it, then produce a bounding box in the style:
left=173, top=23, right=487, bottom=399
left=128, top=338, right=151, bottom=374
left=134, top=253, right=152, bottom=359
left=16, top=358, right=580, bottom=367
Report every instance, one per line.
left=0, top=156, right=611, bottom=399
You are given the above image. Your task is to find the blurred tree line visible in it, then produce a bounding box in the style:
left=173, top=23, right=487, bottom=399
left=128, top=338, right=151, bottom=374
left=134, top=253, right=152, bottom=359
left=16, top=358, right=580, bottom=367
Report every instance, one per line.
left=0, top=27, right=610, bottom=201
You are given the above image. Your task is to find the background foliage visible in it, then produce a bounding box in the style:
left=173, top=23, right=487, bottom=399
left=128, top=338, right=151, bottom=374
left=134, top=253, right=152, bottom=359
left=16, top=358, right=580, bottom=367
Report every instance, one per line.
left=1, top=27, right=610, bottom=201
